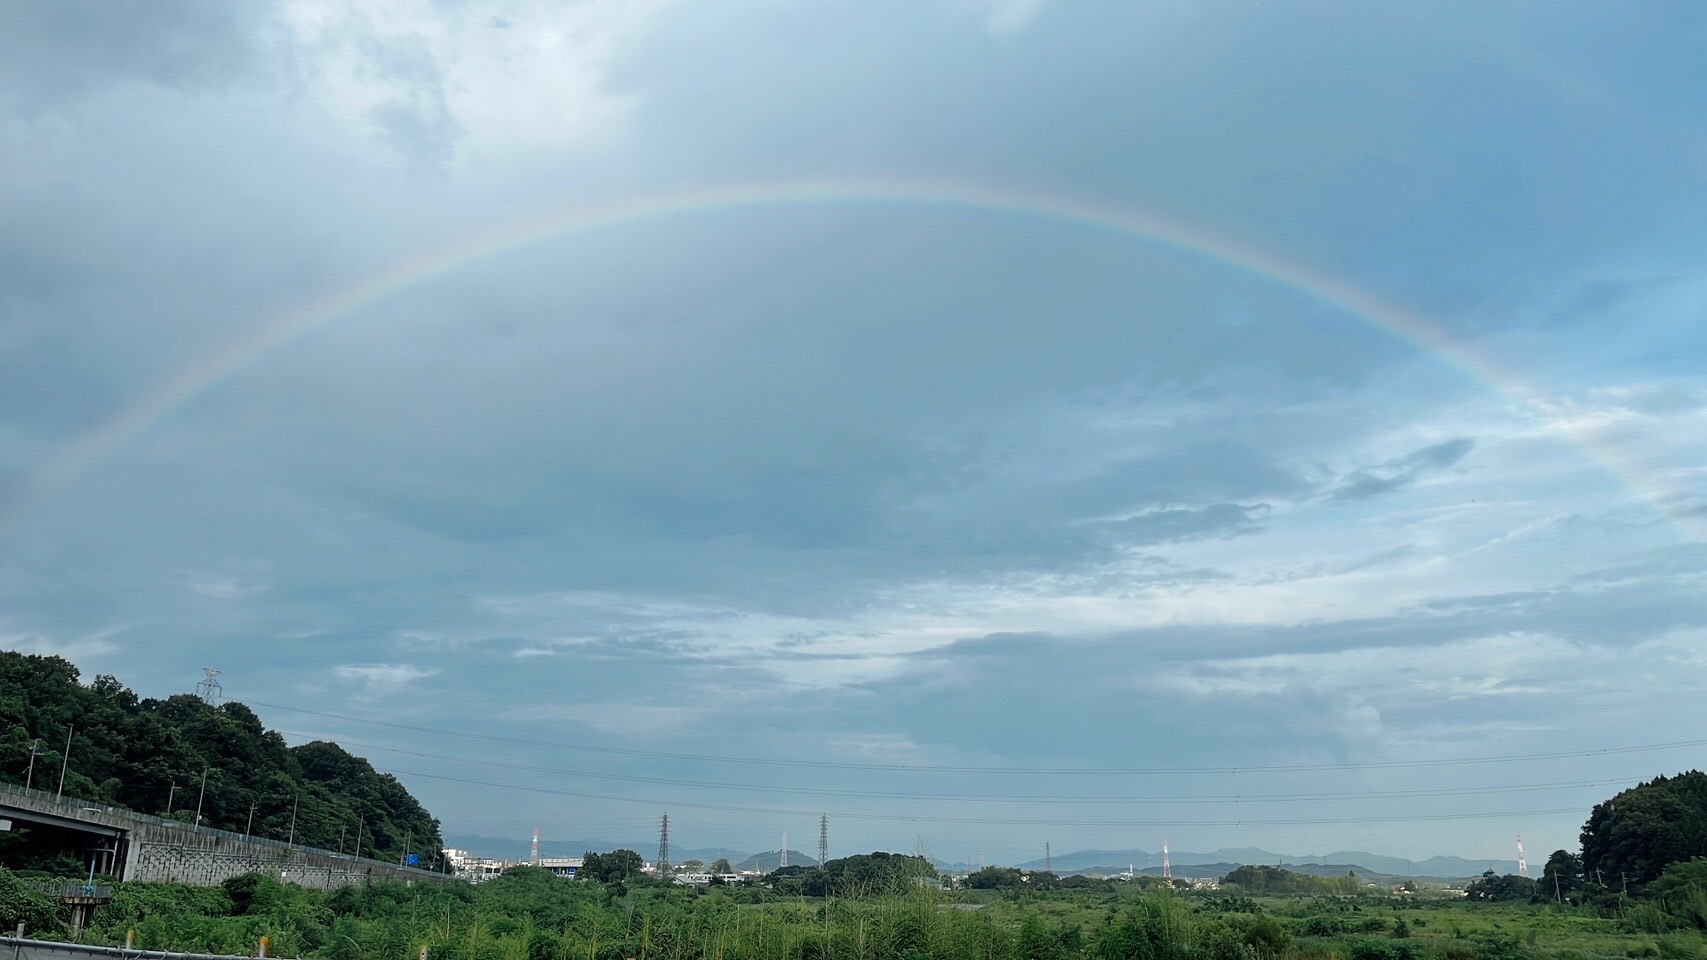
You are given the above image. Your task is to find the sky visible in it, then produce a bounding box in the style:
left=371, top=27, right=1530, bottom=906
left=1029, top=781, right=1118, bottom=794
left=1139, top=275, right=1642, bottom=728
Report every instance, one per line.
left=3, top=0, right=1706, bottom=868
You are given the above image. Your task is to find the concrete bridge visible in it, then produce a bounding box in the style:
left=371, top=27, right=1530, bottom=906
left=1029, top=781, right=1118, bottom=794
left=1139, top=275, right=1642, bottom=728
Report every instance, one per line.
left=0, top=781, right=447, bottom=890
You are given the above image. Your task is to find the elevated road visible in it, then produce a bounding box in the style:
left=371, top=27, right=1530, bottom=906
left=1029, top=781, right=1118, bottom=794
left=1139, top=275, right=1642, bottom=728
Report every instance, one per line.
left=0, top=782, right=447, bottom=889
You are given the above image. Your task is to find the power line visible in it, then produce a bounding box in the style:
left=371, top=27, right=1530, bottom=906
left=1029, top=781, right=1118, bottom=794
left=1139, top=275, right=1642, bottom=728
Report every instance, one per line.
left=248, top=699, right=1707, bottom=776
left=277, top=729, right=1637, bottom=806
left=379, top=766, right=1588, bottom=828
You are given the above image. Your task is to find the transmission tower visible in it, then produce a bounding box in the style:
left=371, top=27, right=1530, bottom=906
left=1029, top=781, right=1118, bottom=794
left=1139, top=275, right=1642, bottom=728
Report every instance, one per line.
left=530, top=827, right=539, bottom=865
left=1163, top=839, right=1170, bottom=879
left=195, top=668, right=222, bottom=703
left=1045, top=842, right=1053, bottom=874
left=818, top=814, right=828, bottom=867
left=978, top=841, right=985, bottom=871
left=780, top=832, right=788, bottom=869
left=657, top=815, right=671, bottom=877
left=1516, top=834, right=1529, bottom=879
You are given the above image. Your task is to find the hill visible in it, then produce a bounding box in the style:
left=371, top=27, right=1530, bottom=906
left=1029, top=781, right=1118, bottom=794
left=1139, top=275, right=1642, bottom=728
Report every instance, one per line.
left=0, top=652, right=443, bottom=869
left=737, top=850, right=819, bottom=872
left=1015, top=846, right=1519, bottom=880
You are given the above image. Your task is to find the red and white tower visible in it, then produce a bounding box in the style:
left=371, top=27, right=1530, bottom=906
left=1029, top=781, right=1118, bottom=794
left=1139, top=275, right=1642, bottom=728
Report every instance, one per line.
left=1162, top=839, right=1171, bottom=878
left=1516, top=835, right=1529, bottom=879
left=531, top=828, right=540, bottom=865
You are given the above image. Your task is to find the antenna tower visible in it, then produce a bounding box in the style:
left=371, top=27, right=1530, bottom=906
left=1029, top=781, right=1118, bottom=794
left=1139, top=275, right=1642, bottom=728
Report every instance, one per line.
left=656, top=814, right=671, bottom=877
left=1516, top=834, right=1529, bottom=879
left=1045, top=841, right=1053, bottom=874
left=1163, top=839, right=1171, bottom=879
left=780, top=832, right=788, bottom=869
left=195, top=668, right=222, bottom=703
left=530, top=828, right=539, bottom=865
left=818, top=814, right=829, bottom=867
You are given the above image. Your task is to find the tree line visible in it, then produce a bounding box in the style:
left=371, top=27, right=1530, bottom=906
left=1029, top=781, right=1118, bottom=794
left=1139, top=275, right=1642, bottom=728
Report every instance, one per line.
left=0, top=652, right=444, bottom=870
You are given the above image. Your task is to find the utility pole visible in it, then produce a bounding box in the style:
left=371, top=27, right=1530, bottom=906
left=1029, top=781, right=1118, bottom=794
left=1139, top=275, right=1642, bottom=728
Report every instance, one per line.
left=23, top=739, right=41, bottom=791
left=246, top=802, right=257, bottom=837
left=194, top=767, right=210, bottom=826
left=56, top=725, right=73, bottom=798
left=165, top=781, right=177, bottom=817
left=287, top=794, right=298, bottom=845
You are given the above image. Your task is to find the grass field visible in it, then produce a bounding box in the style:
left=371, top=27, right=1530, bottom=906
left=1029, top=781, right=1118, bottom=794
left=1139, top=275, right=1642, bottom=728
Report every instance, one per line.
left=8, top=864, right=1707, bottom=960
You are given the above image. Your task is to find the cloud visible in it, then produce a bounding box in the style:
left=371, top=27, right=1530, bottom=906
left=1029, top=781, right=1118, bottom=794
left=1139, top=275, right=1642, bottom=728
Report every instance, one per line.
left=1096, top=502, right=1270, bottom=544
left=1327, top=438, right=1475, bottom=501
left=333, top=663, right=439, bottom=696
left=3, top=0, right=1706, bottom=861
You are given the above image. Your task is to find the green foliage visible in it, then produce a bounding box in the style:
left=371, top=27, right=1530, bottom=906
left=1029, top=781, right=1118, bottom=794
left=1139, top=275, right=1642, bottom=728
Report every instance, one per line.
left=0, top=652, right=445, bottom=869
left=1540, top=849, right=1584, bottom=902
left=25, top=842, right=1707, bottom=960
left=578, top=849, right=645, bottom=883
left=1581, top=771, right=1707, bottom=890
left=1220, top=865, right=1358, bottom=896
left=964, top=866, right=1025, bottom=890
left=1648, top=858, right=1707, bottom=930
left=0, top=867, right=61, bottom=937
left=1463, top=870, right=1539, bottom=902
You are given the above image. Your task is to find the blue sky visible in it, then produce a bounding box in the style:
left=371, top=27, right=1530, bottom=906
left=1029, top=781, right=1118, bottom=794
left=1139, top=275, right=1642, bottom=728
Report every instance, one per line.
left=2, top=0, right=1706, bottom=866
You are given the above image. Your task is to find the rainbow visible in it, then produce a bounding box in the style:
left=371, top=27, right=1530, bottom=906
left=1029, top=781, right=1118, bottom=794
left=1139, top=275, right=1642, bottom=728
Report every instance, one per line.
left=4, top=178, right=1699, bottom=542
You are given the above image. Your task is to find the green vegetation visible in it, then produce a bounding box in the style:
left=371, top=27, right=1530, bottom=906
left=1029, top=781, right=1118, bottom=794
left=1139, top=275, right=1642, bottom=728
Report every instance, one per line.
left=0, top=652, right=444, bottom=869
left=1581, top=772, right=1707, bottom=891
left=1221, top=865, right=1361, bottom=897
left=0, top=860, right=1700, bottom=960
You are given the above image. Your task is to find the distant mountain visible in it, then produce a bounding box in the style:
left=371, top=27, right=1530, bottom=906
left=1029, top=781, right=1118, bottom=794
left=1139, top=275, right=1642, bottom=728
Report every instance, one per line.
left=444, top=833, right=746, bottom=864
left=1014, top=847, right=1519, bottom=880
left=736, top=850, right=819, bottom=872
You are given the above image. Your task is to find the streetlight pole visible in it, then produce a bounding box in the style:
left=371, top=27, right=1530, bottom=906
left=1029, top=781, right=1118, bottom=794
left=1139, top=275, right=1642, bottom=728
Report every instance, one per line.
left=194, top=767, right=210, bottom=826
left=23, top=739, right=40, bottom=791
left=56, top=725, right=72, bottom=798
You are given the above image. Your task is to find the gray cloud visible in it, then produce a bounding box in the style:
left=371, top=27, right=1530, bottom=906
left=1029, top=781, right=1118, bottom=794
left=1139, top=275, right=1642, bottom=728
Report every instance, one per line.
left=3, top=0, right=1706, bottom=861
left=1328, top=438, right=1475, bottom=501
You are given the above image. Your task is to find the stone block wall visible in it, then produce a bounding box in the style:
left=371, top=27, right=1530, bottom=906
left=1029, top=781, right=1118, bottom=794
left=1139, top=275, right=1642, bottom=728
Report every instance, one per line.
left=126, top=829, right=440, bottom=889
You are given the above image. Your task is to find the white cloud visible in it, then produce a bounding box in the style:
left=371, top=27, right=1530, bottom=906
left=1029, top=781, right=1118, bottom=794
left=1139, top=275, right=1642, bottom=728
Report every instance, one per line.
left=179, top=572, right=268, bottom=598
left=333, top=662, right=439, bottom=695
left=0, top=625, right=126, bottom=665
left=273, top=0, right=667, bottom=166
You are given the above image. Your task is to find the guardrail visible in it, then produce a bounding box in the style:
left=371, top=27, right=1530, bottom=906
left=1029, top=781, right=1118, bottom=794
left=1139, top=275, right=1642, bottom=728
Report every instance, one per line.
left=31, top=883, right=114, bottom=900
left=0, top=936, right=274, bottom=960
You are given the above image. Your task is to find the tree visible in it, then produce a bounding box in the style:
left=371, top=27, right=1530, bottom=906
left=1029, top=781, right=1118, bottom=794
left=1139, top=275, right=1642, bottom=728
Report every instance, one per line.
left=1541, top=850, right=1584, bottom=902
left=1464, top=870, right=1538, bottom=902
left=964, top=866, right=1024, bottom=889
left=580, top=849, right=644, bottom=883
left=1581, top=771, right=1707, bottom=889
left=710, top=858, right=733, bottom=874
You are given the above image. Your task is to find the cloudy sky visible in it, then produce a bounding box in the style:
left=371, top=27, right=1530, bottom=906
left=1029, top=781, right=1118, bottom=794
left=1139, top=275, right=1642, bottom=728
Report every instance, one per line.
left=3, top=0, right=1706, bottom=866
